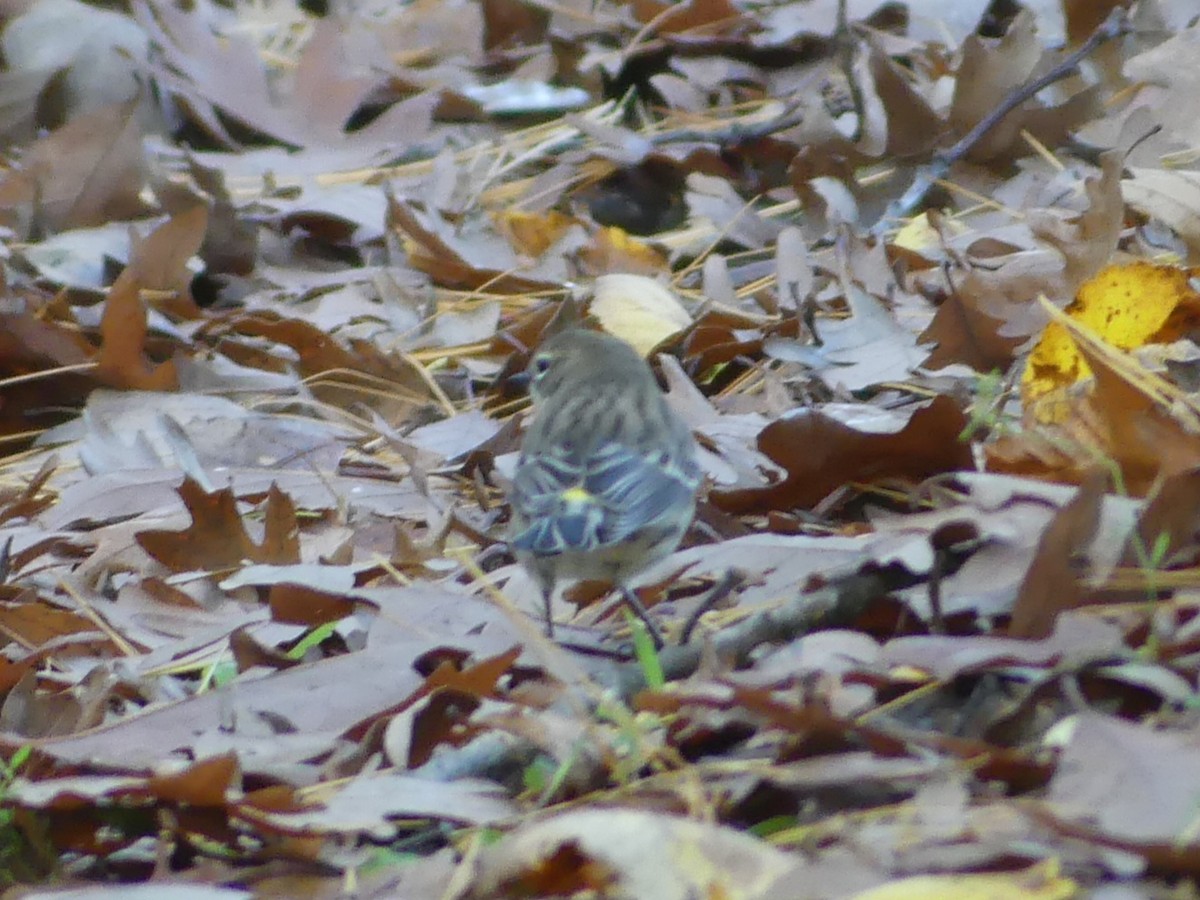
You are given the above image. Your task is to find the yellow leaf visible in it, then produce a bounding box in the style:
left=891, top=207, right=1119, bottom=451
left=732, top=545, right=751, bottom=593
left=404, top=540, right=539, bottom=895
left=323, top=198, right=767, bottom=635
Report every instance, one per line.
left=893, top=212, right=968, bottom=253
left=850, top=859, right=1076, bottom=900
left=590, top=273, right=691, bottom=356
left=576, top=226, right=667, bottom=275
left=1022, top=262, right=1200, bottom=422
left=496, top=210, right=575, bottom=257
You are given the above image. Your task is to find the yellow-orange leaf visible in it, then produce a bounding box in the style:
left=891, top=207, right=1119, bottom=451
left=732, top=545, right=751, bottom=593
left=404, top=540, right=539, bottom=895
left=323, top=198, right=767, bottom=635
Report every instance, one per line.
left=496, top=209, right=574, bottom=258
left=849, top=859, right=1075, bottom=900
left=1022, top=261, right=1200, bottom=422
left=589, top=273, right=690, bottom=356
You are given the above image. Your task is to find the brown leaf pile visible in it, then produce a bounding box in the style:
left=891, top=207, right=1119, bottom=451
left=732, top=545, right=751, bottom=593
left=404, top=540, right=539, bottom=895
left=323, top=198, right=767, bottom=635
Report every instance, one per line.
left=3, top=0, right=1200, bottom=896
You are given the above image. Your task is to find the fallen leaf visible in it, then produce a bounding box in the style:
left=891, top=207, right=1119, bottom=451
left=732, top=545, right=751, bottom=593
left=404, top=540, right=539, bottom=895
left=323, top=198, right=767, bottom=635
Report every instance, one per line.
left=712, top=396, right=972, bottom=513
left=94, top=272, right=180, bottom=391
left=1007, top=470, right=1105, bottom=639
left=848, top=859, right=1075, bottom=900
left=1042, top=712, right=1200, bottom=869
left=1023, top=261, right=1200, bottom=422
left=136, top=478, right=300, bottom=573
left=466, top=808, right=800, bottom=900
left=589, top=273, right=691, bottom=355
left=0, top=97, right=148, bottom=232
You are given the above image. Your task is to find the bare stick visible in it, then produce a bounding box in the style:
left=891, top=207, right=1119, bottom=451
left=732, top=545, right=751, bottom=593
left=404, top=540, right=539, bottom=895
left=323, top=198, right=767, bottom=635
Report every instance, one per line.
left=835, top=0, right=866, bottom=145
left=871, top=7, right=1131, bottom=236
left=607, top=567, right=905, bottom=700
left=648, top=100, right=807, bottom=149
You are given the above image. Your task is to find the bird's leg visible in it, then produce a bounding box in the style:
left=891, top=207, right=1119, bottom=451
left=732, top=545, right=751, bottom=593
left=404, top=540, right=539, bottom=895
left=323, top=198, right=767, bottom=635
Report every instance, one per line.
left=679, top=568, right=745, bottom=645
left=542, top=585, right=555, bottom=640
left=619, top=584, right=665, bottom=649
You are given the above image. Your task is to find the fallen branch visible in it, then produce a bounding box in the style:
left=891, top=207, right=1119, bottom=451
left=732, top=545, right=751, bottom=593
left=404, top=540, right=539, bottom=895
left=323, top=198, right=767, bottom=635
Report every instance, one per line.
left=607, top=565, right=916, bottom=699
left=647, top=99, right=807, bottom=149
left=871, top=7, right=1131, bottom=236
left=416, top=542, right=981, bottom=789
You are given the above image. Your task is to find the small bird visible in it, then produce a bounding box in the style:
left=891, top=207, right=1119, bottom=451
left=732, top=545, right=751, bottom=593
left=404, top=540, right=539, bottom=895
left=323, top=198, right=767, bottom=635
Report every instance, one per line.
left=508, top=328, right=701, bottom=647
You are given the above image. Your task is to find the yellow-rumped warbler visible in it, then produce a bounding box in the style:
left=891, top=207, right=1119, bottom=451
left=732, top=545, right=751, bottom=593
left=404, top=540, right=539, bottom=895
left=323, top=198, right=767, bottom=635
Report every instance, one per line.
left=508, top=328, right=701, bottom=647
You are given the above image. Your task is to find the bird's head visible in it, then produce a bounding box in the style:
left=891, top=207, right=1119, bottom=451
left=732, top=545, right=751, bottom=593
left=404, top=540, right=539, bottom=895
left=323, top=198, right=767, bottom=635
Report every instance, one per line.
left=525, top=328, right=644, bottom=402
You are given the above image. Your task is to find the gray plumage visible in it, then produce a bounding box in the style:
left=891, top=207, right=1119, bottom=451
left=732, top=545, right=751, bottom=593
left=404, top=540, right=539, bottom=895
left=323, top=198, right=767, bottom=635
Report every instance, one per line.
left=508, top=329, right=701, bottom=646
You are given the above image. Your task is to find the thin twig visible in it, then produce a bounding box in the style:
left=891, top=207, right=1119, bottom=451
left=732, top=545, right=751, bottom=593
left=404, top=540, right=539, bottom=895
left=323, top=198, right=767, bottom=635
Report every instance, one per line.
left=648, top=100, right=807, bottom=148
left=871, top=7, right=1131, bottom=235
left=835, top=0, right=865, bottom=145
left=607, top=567, right=913, bottom=700
left=679, top=568, right=746, bottom=645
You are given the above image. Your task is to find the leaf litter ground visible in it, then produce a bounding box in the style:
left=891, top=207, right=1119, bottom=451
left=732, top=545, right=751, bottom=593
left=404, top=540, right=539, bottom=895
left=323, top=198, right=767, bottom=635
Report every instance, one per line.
left=2, top=0, right=1200, bottom=897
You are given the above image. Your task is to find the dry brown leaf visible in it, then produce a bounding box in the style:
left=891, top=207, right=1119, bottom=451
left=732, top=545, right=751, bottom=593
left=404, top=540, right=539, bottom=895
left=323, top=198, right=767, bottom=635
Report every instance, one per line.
left=94, top=273, right=180, bottom=391
left=918, top=280, right=1023, bottom=372
left=0, top=97, right=147, bottom=232
left=713, top=396, right=972, bottom=514
left=1007, top=470, right=1105, bottom=640
left=136, top=478, right=300, bottom=573
left=127, top=205, right=208, bottom=302
left=950, top=11, right=1099, bottom=162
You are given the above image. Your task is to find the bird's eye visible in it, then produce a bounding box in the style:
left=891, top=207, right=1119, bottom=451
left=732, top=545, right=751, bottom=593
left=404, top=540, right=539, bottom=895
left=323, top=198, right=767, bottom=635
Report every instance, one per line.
left=532, top=354, right=553, bottom=376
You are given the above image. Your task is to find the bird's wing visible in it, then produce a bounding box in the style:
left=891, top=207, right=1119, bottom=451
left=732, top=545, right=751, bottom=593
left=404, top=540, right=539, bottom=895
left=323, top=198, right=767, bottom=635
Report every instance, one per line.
left=510, top=441, right=697, bottom=556
left=510, top=447, right=578, bottom=517
left=584, top=442, right=698, bottom=543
